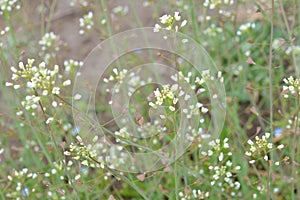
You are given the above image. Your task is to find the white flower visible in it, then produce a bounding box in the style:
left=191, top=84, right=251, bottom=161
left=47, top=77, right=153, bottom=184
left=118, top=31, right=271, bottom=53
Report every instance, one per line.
left=52, top=87, right=60, bottom=95
left=218, top=152, right=224, bottom=161
left=74, top=93, right=82, bottom=100
left=154, top=12, right=187, bottom=32
left=5, top=82, right=13, bottom=86
left=267, top=143, right=273, bottom=149
left=149, top=102, right=156, bottom=108
left=39, top=32, right=59, bottom=52
left=46, top=117, right=54, bottom=124
left=81, top=160, right=88, bottom=166
left=249, top=160, right=255, bottom=164
left=79, top=11, right=94, bottom=35
left=153, top=24, right=161, bottom=32
left=181, top=20, right=187, bottom=27
left=13, top=85, right=20, bottom=89
left=277, top=144, right=284, bottom=149
left=74, top=174, right=81, bottom=180
left=26, top=81, right=35, bottom=88
left=42, top=90, right=48, bottom=96
left=169, top=106, right=175, bottom=111
left=52, top=101, right=58, bottom=107
left=201, top=107, right=209, bottom=113
left=160, top=14, right=172, bottom=24
left=247, top=139, right=254, bottom=145
left=63, top=80, right=71, bottom=86
left=174, top=11, right=181, bottom=21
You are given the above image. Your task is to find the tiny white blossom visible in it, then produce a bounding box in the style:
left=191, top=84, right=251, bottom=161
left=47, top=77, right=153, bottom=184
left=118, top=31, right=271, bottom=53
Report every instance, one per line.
left=52, top=87, right=60, bottom=95
left=277, top=144, right=284, bottom=149
left=63, top=80, right=71, bottom=86
left=46, top=117, right=54, bottom=124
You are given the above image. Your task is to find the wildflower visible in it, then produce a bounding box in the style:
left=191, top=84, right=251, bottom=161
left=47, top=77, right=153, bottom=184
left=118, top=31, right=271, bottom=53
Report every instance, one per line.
left=285, top=45, right=300, bottom=55
left=249, top=160, right=255, bottom=164
left=236, top=22, right=256, bottom=36
left=203, top=24, right=222, bottom=37
left=282, top=76, right=300, bottom=98
left=39, top=32, right=60, bottom=52
left=179, top=189, right=209, bottom=199
left=5, top=58, right=70, bottom=123
left=149, top=84, right=178, bottom=111
left=52, top=87, right=60, bottom=95
left=46, top=117, right=54, bottom=124
left=112, top=5, right=129, bottom=16
left=0, top=26, right=10, bottom=36
left=79, top=12, right=94, bottom=35
left=203, top=0, right=233, bottom=9
left=0, top=0, right=21, bottom=15
left=62, top=80, right=71, bottom=86
left=277, top=144, right=284, bottom=149
left=64, top=59, right=83, bottom=72
left=153, top=11, right=187, bottom=32
left=74, top=94, right=82, bottom=100
left=70, top=0, right=88, bottom=7
left=245, top=132, right=285, bottom=164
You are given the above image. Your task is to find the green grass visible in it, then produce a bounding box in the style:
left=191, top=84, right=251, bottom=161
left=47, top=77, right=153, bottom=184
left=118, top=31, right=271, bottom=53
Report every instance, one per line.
left=0, top=0, right=299, bottom=199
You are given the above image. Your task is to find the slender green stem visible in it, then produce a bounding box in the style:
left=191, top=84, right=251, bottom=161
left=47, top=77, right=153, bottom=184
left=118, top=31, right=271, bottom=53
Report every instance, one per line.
left=291, top=94, right=300, bottom=200
left=45, top=0, right=57, bottom=33
left=267, top=0, right=275, bottom=199
left=279, top=1, right=299, bottom=76
left=189, top=0, right=200, bottom=43
left=41, top=0, right=45, bottom=36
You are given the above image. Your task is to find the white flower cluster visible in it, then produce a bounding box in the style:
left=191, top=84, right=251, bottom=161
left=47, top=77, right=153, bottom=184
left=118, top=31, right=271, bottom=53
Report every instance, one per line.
left=6, top=168, right=38, bottom=199
left=245, top=132, right=284, bottom=165
left=282, top=76, right=300, bottom=98
left=272, top=38, right=285, bottom=50
left=0, top=26, right=10, bottom=36
left=149, top=84, right=178, bottom=112
left=201, top=138, right=242, bottom=197
left=237, top=22, right=256, bottom=36
left=6, top=59, right=71, bottom=120
left=103, top=68, right=128, bottom=95
left=0, top=26, right=10, bottom=47
left=179, top=189, right=209, bottom=200
left=103, top=68, right=128, bottom=84
left=39, top=32, right=60, bottom=52
left=39, top=32, right=61, bottom=63
left=203, top=24, right=223, bottom=37
left=112, top=5, right=129, bottom=16
left=126, top=72, right=152, bottom=96
left=70, top=0, right=88, bottom=7
left=65, top=134, right=129, bottom=170
left=5, top=159, right=85, bottom=199
left=196, top=70, right=224, bottom=85
left=154, top=11, right=187, bottom=32
left=64, top=59, right=83, bottom=73
left=114, top=127, right=130, bottom=139
left=6, top=59, right=59, bottom=90
left=65, top=135, right=104, bottom=168
left=203, top=0, right=234, bottom=9
left=285, top=45, right=300, bottom=55
left=79, top=12, right=94, bottom=35
left=286, top=116, right=300, bottom=129
left=0, top=0, right=20, bottom=15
